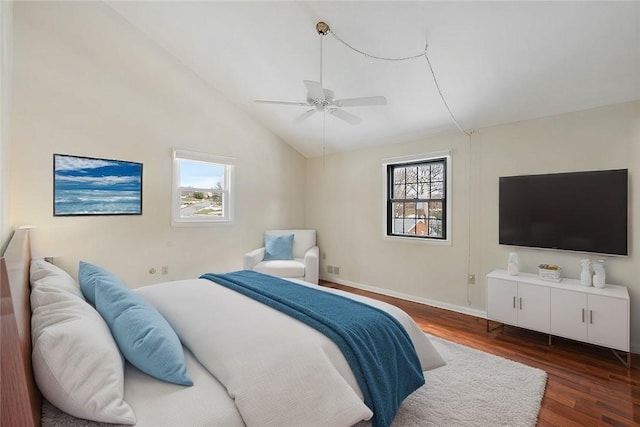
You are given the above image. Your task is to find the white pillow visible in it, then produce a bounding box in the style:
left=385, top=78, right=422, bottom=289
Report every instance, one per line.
left=31, top=284, right=136, bottom=424
left=30, top=258, right=84, bottom=299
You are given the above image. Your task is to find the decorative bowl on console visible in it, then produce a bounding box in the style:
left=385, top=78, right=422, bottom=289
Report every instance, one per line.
left=538, top=264, right=562, bottom=281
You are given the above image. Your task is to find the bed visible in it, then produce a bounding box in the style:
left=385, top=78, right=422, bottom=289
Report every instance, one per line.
left=1, top=228, right=446, bottom=427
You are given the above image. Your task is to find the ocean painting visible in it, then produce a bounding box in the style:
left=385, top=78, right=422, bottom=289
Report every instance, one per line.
left=54, top=154, right=143, bottom=216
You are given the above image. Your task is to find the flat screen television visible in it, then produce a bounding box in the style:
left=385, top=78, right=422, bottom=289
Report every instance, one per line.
left=499, top=169, right=628, bottom=256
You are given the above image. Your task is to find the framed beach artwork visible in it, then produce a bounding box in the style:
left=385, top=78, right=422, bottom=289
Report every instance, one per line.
left=53, top=153, right=143, bottom=216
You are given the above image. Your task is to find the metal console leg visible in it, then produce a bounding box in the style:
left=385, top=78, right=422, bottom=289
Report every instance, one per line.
left=611, top=349, right=631, bottom=369
left=486, top=319, right=504, bottom=333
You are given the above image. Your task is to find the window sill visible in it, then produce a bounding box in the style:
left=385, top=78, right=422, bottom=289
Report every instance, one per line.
left=171, top=219, right=234, bottom=227
left=382, top=234, right=452, bottom=246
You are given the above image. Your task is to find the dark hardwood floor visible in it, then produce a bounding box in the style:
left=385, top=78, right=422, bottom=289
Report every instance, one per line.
left=321, top=281, right=640, bottom=427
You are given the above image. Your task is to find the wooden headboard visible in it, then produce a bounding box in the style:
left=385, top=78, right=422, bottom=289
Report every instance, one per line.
left=1, top=228, right=41, bottom=426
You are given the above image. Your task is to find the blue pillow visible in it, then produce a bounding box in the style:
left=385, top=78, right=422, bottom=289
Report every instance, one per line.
left=84, top=262, right=192, bottom=386
left=264, top=233, right=294, bottom=261
left=78, top=261, right=109, bottom=304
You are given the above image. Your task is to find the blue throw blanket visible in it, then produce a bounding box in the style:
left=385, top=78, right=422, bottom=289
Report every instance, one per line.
left=200, top=270, right=425, bottom=427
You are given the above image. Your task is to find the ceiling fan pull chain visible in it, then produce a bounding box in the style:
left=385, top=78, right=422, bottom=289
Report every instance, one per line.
left=322, top=108, right=326, bottom=168
left=319, top=34, right=324, bottom=88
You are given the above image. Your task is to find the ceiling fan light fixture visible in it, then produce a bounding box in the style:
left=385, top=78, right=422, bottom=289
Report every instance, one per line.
left=253, top=35, right=387, bottom=126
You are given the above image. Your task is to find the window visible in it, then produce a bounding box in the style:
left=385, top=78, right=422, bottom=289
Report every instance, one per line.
left=172, top=149, right=234, bottom=226
left=384, top=153, right=449, bottom=240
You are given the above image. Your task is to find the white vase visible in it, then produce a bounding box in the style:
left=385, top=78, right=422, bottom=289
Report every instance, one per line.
left=507, top=252, right=519, bottom=275
left=592, top=260, right=606, bottom=288
left=579, top=259, right=592, bottom=287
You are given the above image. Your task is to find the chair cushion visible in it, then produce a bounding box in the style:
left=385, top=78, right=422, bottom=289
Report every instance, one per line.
left=263, top=233, right=294, bottom=261
left=265, top=230, right=316, bottom=259
left=253, top=259, right=305, bottom=279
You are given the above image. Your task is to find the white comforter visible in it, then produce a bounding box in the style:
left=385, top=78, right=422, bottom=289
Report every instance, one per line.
left=136, top=278, right=445, bottom=427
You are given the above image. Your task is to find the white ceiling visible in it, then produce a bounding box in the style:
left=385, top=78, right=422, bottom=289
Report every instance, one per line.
left=106, top=1, right=640, bottom=158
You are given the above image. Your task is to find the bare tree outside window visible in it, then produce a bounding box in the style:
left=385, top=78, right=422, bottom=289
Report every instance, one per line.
left=386, top=158, right=447, bottom=239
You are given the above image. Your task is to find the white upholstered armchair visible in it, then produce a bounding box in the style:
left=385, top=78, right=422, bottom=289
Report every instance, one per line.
left=243, top=229, right=319, bottom=285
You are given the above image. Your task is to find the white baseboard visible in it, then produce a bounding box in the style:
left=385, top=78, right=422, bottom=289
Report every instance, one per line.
left=322, top=275, right=487, bottom=320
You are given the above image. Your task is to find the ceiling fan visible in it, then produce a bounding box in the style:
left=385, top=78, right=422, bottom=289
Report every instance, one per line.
left=254, top=22, right=387, bottom=125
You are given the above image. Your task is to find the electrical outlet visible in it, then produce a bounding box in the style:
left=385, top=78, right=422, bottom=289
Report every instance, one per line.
left=149, top=267, right=156, bottom=275
left=327, top=265, right=340, bottom=275
left=161, top=266, right=169, bottom=275
left=467, top=274, right=475, bottom=284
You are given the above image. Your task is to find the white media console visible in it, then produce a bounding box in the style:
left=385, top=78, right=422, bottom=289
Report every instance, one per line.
left=486, top=269, right=630, bottom=367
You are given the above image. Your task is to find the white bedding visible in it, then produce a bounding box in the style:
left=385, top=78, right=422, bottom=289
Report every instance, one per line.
left=135, top=278, right=445, bottom=427
left=124, top=347, right=244, bottom=427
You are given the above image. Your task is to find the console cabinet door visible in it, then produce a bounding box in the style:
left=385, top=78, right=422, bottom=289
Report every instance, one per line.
left=487, top=278, right=517, bottom=325
left=487, top=271, right=629, bottom=356
left=587, top=295, right=629, bottom=351
left=550, top=288, right=587, bottom=342
left=517, top=283, right=550, bottom=333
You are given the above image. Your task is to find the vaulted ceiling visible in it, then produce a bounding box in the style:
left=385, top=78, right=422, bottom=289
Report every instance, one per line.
left=107, top=1, right=640, bottom=158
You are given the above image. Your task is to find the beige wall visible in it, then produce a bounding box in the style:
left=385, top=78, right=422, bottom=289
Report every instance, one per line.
left=6, top=2, right=640, bottom=351
left=9, top=2, right=306, bottom=285
left=306, top=100, right=640, bottom=351
left=0, top=1, right=12, bottom=246
left=306, top=132, right=481, bottom=315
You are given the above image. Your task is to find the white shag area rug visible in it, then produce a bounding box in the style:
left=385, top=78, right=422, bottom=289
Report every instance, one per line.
left=357, top=334, right=547, bottom=427
left=42, top=334, right=547, bottom=427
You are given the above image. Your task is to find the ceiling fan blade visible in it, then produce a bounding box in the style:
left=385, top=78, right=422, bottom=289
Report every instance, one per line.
left=303, top=80, right=325, bottom=100
left=294, top=109, right=316, bottom=124
left=328, top=108, right=362, bottom=125
left=254, top=100, right=308, bottom=106
left=334, top=96, right=387, bottom=107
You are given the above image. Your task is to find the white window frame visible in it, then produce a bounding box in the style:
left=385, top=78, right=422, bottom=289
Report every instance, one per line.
left=382, top=150, right=452, bottom=245
left=171, top=148, right=235, bottom=227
